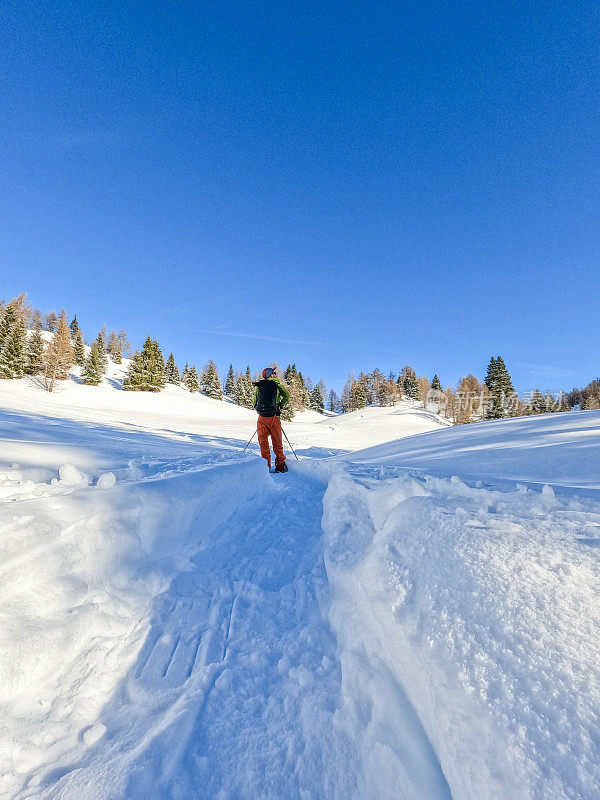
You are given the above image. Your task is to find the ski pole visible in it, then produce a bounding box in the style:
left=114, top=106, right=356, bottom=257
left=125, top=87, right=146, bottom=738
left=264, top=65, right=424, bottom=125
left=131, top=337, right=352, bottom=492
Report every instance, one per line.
left=281, top=427, right=299, bottom=460
left=243, top=429, right=257, bottom=452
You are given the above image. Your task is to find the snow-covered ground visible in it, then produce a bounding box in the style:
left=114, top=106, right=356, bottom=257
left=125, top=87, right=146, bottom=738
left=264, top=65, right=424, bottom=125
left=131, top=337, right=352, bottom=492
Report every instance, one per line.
left=1, top=373, right=599, bottom=799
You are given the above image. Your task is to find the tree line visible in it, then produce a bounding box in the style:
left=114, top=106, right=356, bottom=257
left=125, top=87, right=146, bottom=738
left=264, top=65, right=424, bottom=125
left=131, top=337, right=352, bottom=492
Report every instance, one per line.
left=0, top=294, right=327, bottom=419
left=1, top=293, right=596, bottom=422
left=335, top=357, right=574, bottom=423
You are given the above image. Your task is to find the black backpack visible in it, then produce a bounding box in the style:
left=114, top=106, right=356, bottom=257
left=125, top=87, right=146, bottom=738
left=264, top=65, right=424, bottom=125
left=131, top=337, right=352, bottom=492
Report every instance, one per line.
left=254, top=379, right=280, bottom=417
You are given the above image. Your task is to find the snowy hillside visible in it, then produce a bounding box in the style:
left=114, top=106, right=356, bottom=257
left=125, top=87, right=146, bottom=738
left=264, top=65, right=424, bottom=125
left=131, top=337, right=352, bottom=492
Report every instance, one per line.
left=1, top=378, right=599, bottom=800
left=0, top=369, right=447, bottom=457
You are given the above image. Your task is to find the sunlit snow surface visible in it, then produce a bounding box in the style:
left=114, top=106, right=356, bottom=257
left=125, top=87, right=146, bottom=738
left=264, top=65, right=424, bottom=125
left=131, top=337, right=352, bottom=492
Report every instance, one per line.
left=1, top=372, right=600, bottom=799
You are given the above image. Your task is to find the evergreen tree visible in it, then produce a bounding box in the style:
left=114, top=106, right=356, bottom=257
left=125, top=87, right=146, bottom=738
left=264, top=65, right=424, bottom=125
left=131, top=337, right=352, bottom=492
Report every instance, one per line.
left=26, top=321, right=46, bottom=375
left=280, top=368, right=295, bottom=420
left=123, top=336, right=166, bottom=392
left=349, top=380, right=367, bottom=411
left=181, top=363, right=190, bottom=383
left=69, top=315, right=80, bottom=338
left=234, top=367, right=255, bottom=409
left=82, top=341, right=104, bottom=385
left=201, top=360, right=223, bottom=400
left=401, top=366, right=420, bottom=401
left=224, top=364, right=236, bottom=397
left=284, top=363, right=310, bottom=412
left=43, top=311, right=74, bottom=391
left=556, top=391, right=570, bottom=412
left=73, top=329, right=86, bottom=367
left=341, top=373, right=355, bottom=412
left=185, top=365, right=200, bottom=392
left=0, top=306, right=17, bottom=373
left=165, top=352, right=180, bottom=384
left=377, top=379, right=396, bottom=406
left=94, top=329, right=109, bottom=372
left=298, top=371, right=311, bottom=408
left=314, top=379, right=327, bottom=411
left=370, top=369, right=386, bottom=404
left=329, top=389, right=338, bottom=412
left=544, top=391, right=559, bottom=412
left=484, top=356, right=515, bottom=419
left=431, top=374, right=442, bottom=391
left=310, top=384, right=325, bottom=412
left=0, top=305, right=16, bottom=350
left=0, top=307, right=27, bottom=378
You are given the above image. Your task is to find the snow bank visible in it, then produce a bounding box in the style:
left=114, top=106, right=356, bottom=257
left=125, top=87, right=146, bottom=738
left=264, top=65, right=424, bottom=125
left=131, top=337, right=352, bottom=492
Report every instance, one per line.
left=322, top=467, right=600, bottom=799
left=0, top=455, right=270, bottom=798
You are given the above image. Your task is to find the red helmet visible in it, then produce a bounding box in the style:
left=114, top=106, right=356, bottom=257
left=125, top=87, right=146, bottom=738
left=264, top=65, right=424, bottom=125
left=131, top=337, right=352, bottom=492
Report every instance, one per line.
left=262, top=367, right=276, bottom=379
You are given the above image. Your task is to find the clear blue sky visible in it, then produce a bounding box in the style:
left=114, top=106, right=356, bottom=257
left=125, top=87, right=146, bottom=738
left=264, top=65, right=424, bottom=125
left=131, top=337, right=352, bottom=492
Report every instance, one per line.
left=1, top=0, right=598, bottom=394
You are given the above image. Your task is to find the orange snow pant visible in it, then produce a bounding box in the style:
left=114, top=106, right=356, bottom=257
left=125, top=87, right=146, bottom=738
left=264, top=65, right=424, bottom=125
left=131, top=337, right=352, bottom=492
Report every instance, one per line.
left=257, top=415, right=285, bottom=469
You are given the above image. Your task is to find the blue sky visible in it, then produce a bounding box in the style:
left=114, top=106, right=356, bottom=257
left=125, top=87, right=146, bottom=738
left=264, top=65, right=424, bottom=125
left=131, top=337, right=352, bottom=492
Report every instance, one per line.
left=1, top=0, right=598, bottom=394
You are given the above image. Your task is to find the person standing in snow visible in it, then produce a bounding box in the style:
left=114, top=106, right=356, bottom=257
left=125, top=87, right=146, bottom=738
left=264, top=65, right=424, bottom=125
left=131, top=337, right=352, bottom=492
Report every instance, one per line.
left=253, top=367, right=290, bottom=472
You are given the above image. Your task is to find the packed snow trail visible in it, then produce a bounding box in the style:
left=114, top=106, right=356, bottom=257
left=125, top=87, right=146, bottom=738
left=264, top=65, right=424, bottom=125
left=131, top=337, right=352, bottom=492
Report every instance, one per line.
left=4, top=456, right=450, bottom=800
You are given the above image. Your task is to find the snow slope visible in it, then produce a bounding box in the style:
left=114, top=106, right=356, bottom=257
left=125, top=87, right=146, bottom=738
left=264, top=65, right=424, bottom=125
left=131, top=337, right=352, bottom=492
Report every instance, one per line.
left=344, top=410, right=600, bottom=488
left=2, top=376, right=600, bottom=800
left=0, top=370, right=446, bottom=458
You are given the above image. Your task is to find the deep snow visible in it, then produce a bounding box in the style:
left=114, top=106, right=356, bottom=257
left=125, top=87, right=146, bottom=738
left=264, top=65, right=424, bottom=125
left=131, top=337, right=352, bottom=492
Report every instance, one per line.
left=1, top=373, right=600, bottom=800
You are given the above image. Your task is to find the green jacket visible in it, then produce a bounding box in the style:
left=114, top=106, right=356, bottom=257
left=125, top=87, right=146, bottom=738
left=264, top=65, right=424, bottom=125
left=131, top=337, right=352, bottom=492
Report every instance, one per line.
left=252, top=375, right=290, bottom=415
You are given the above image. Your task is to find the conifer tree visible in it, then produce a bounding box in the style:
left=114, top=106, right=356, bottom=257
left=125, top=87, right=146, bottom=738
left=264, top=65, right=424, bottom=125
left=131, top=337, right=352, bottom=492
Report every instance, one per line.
left=165, top=353, right=180, bottom=384
left=349, top=380, right=367, bottom=411
left=329, top=389, right=339, bottom=412
left=556, top=391, right=570, bottom=412
left=45, top=311, right=59, bottom=332
left=400, top=366, right=420, bottom=401
left=73, top=329, right=86, bottom=367
left=0, top=307, right=27, bottom=378
left=431, top=374, right=442, bottom=391
left=26, top=321, right=46, bottom=375
left=234, top=367, right=255, bottom=409
left=485, top=356, right=515, bottom=419
left=280, top=368, right=295, bottom=420
left=370, top=369, right=385, bottom=403
left=185, top=365, right=200, bottom=392
left=69, top=315, right=80, bottom=338
left=283, top=363, right=309, bottom=412
left=30, top=309, right=43, bottom=329
left=106, top=330, right=125, bottom=363
left=94, top=329, right=109, bottom=373
left=123, top=336, right=166, bottom=392
left=181, top=363, right=190, bottom=383
left=377, top=379, right=396, bottom=406
left=201, top=360, right=223, bottom=400
left=341, top=373, right=355, bottom=412
left=0, top=306, right=17, bottom=369
left=224, top=364, right=236, bottom=397
left=298, top=371, right=311, bottom=408
left=544, top=391, right=558, bottom=412
left=43, top=311, right=74, bottom=391
left=82, top=341, right=104, bottom=385
left=310, top=383, right=325, bottom=412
